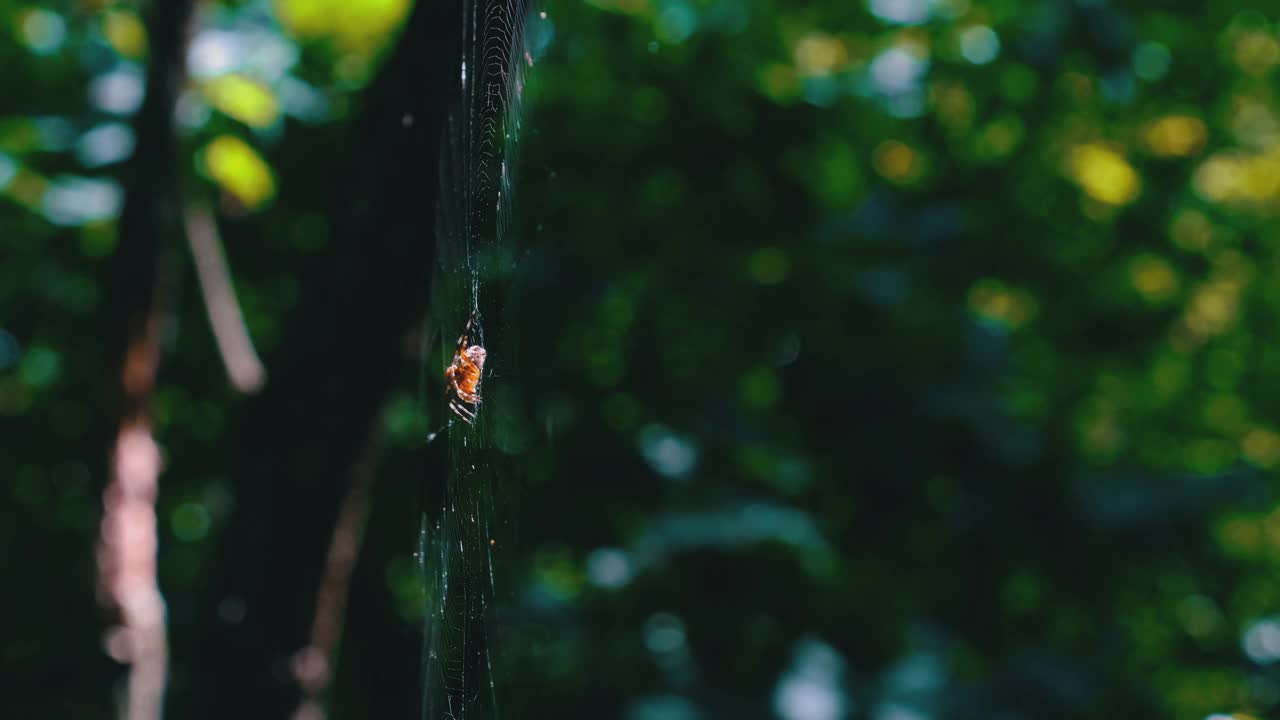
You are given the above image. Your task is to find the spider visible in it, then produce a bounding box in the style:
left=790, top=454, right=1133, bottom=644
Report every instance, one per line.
left=444, top=314, right=486, bottom=424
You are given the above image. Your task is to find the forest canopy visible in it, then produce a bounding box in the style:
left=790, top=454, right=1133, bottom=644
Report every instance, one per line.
left=6, top=0, right=1280, bottom=719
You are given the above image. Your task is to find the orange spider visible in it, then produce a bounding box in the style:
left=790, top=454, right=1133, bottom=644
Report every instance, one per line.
left=444, top=315, right=486, bottom=424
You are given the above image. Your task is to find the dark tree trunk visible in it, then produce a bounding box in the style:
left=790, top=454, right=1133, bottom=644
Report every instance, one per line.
left=192, top=2, right=460, bottom=715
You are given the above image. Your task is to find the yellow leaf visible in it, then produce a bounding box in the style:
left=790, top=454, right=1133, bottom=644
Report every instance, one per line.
left=1242, top=428, right=1280, bottom=468
left=794, top=32, right=847, bottom=77
left=1067, top=143, right=1141, bottom=206
left=336, top=0, right=412, bottom=50
left=1142, top=114, right=1207, bottom=158
left=201, top=75, right=280, bottom=129
left=873, top=140, right=926, bottom=185
left=1128, top=253, right=1179, bottom=303
left=1193, top=148, right=1280, bottom=207
left=275, top=0, right=413, bottom=51
left=274, top=0, right=332, bottom=39
left=202, top=135, right=275, bottom=210
left=103, top=10, right=147, bottom=59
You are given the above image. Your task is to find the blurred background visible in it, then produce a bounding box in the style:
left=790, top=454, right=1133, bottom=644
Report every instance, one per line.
left=6, top=0, right=1280, bottom=718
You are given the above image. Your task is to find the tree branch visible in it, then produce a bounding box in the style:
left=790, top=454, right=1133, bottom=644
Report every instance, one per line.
left=185, top=204, right=266, bottom=393
left=96, top=1, right=197, bottom=719
left=292, top=412, right=385, bottom=720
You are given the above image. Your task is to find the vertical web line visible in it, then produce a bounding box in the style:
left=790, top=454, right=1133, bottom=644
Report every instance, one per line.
left=421, top=1, right=537, bottom=718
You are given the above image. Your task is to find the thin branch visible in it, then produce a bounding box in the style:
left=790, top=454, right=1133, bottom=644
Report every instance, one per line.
left=292, top=415, right=386, bottom=720
left=99, top=418, right=167, bottom=720
left=185, top=204, right=266, bottom=393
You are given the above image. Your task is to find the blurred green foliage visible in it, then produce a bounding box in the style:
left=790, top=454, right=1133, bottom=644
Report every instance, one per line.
left=8, top=0, right=1280, bottom=718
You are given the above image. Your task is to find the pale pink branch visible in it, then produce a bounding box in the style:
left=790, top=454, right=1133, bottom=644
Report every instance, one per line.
left=99, top=419, right=167, bottom=720
left=291, top=419, right=384, bottom=720
left=185, top=205, right=266, bottom=393
left=98, top=258, right=172, bottom=719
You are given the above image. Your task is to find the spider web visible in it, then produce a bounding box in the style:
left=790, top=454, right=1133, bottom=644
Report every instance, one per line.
left=419, top=0, right=544, bottom=717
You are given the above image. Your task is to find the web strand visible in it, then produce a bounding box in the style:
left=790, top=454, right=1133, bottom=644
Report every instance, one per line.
left=421, top=0, right=537, bottom=718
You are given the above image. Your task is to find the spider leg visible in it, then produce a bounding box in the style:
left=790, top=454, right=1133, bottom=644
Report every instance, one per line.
left=448, top=401, right=470, bottom=423
left=449, top=399, right=477, bottom=424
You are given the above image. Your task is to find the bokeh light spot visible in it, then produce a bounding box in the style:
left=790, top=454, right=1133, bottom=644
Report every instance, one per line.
left=19, top=345, right=60, bottom=388
left=532, top=548, right=582, bottom=603
left=872, top=140, right=923, bottom=185
left=967, top=279, right=1037, bottom=330
left=643, top=613, right=686, bottom=654
left=959, top=26, right=999, bottom=65
left=1178, top=594, right=1225, bottom=640
left=89, top=64, right=146, bottom=116
left=201, top=75, right=281, bottom=128
left=748, top=247, right=790, bottom=285
left=103, top=9, right=148, bottom=59
left=42, top=177, right=123, bottom=226
left=638, top=424, right=699, bottom=480
left=626, top=695, right=698, bottom=720
left=1170, top=209, right=1214, bottom=253
left=759, top=63, right=801, bottom=102
left=1193, top=148, right=1280, bottom=208
left=75, top=123, right=135, bottom=168
left=0, top=152, right=17, bottom=190
left=932, top=81, right=974, bottom=134
left=19, top=8, right=66, bottom=56
left=740, top=366, right=781, bottom=410
left=0, top=331, right=19, bottom=370
left=6, top=166, right=48, bottom=209
left=188, top=30, right=242, bottom=78
left=972, top=115, right=1024, bottom=161
left=869, top=47, right=927, bottom=95
left=1185, top=437, right=1235, bottom=475
left=794, top=33, right=846, bottom=77
left=1244, top=618, right=1280, bottom=664
left=171, top=502, right=212, bottom=543
left=774, top=639, right=848, bottom=720
left=1217, top=513, right=1262, bottom=558
left=655, top=2, right=697, bottom=45
left=1132, top=42, right=1171, bottom=80
left=868, top=0, right=931, bottom=26
left=276, top=0, right=412, bottom=52
left=1143, top=115, right=1207, bottom=158
left=586, top=547, right=632, bottom=589
left=201, top=135, right=276, bottom=210
left=1129, top=253, right=1180, bottom=304
left=1233, top=30, right=1280, bottom=77
left=1067, top=144, right=1141, bottom=206
left=1242, top=428, right=1280, bottom=468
